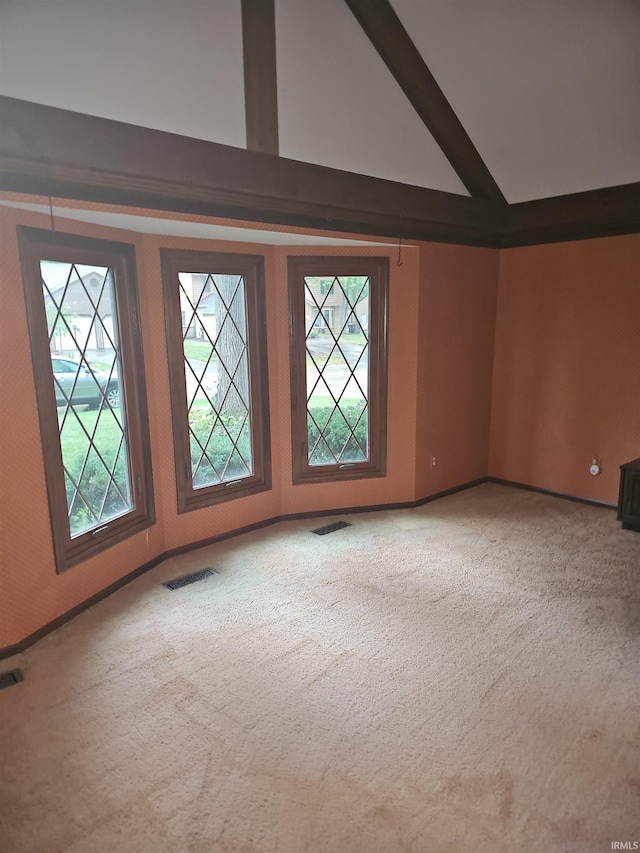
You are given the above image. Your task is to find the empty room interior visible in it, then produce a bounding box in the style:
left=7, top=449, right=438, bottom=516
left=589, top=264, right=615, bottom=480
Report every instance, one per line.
left=0, top=1, right=639, bottom=851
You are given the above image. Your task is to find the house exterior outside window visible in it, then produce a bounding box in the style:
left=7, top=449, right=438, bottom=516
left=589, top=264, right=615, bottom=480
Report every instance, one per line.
left=18, top=227, right=155, bottom=571
left=288, top=256, right=388, bottom=484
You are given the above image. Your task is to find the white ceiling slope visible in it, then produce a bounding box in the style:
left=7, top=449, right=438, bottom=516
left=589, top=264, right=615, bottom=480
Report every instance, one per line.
left=276, top=0, right=469, bottom=194
left=0, top=0, right=637, bottom=203
left=391, top=0, right=640, bottom=203
left=0, top=1, right=247, bottom=148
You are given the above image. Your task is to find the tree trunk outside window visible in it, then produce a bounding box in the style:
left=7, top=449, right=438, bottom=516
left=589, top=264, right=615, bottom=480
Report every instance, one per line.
left=212, top=275, right=249, bottom=417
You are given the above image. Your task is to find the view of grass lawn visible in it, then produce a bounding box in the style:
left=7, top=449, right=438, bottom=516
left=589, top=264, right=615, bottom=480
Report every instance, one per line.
left=306, top=352, right=350, bottom=367
left=184, top=336, right=363, bottom=370
left=340, top=331, right=367, bottom=345
left=307, top=395, right=360, bottom=407
left=59, top=408, right=126, bottom=471
left=309, top=331, right=367, bottom=345
left=183, top=340, right=217, bottom=362
left=89, top=359, right=115, bottom=371
left=57, top=389, right=368, bottom=529
left=58, top=406, right=131, bottom=534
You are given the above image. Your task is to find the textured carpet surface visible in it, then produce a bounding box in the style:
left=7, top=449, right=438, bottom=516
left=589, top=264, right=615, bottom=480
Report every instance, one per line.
left=1, top=483, right=639, bottom=853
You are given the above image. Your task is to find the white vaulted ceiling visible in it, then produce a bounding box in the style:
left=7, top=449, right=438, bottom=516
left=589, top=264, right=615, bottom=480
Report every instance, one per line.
left=0, top=1, right=247, bottom=148
left=0, top=0, right=637, bottom=202
left=390, top=0, right=640, bottom=202
left=275, top=0, right=469, bottom=194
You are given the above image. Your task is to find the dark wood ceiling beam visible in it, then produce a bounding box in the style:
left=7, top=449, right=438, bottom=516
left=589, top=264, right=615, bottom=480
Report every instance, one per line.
left=0, top=96, right=501, bottom=247
left=1, top=98, right=637, bottom=248
left=504, top=184, right=640, bottom=246
left=343, top=0, right=506, bottom=206
left=241, top=0, right=279, bottom=155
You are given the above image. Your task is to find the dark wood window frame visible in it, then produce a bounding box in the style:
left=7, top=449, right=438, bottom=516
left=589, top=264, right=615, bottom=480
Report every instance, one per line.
left=161, top=248, right=272, bottom=513
left=288, top=255, right=389, bottom=485
left=18, top=227, right=155, bottom=573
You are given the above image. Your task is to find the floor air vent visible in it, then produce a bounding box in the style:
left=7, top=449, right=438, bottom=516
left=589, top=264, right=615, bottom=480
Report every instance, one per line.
left=163, top=568, right=218, bottom=590
left=312, top=520, right=351, bottom=536
left=0, top=669, right=23, bottom=690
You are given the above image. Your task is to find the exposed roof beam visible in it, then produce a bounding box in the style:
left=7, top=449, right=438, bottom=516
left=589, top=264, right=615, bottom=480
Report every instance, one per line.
left=241, top=0, right=279, bottom=155
left=1, top=98, right=637, bottom=247
left=343, top=0, right=507, bottom=206
left=504, top=183, right=640, bottom=246
left=0, top=97, right=501, bottom=247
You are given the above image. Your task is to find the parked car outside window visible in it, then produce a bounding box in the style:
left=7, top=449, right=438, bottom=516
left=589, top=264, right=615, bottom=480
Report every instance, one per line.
left=51, top=357, right=120, bottom=409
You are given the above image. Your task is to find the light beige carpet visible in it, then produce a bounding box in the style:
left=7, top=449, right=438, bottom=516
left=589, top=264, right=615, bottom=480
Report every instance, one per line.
left=1, top=483, right=639, bottom=853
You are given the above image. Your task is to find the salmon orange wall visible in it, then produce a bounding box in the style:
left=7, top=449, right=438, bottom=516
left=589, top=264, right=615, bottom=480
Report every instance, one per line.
left=2, top=195, right=637, bottom=651
left=415, top=242, right=499, bottom=498
left=489, top=234, right=640, bottom=504
left=140, top=236, right=421, bottom=554
left=0, top=200, right=422, bottom=648
left=0, top=206, right=170, bottom=650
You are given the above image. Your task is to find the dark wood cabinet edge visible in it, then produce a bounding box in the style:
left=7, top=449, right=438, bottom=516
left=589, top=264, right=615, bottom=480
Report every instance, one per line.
left=617, top=459, right=640, bottom=530
left=3, top=475, right=622, bottom=660
left=619, top=458, right=640, bottom=468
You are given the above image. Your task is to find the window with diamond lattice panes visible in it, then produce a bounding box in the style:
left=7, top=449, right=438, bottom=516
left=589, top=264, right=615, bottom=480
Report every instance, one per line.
left=161, top=250, right=271, bottom=512
left=43, top=261, right=131, bottom=535
left=305, top=275, right=369, bottom=464
left=180, top=271, right=252, bottom=486
left=19, top=228, right=154, bottom=572
left=288, top=257, right=388, bottom=484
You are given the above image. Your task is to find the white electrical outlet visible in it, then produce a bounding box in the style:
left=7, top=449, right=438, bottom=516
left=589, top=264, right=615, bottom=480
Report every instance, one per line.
left=430, top=455, right=437, bottom=468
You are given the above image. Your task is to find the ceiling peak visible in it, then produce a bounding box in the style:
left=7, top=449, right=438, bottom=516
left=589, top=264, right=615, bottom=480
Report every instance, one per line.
left=343, top=0, right=507, bottom=206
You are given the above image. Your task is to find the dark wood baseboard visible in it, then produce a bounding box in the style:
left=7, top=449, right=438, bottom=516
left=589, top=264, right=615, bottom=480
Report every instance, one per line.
left=0, top=476, right=619, bottom=660
left=0, top=553, right=165, bottom=662
left=0, top=477, right=486, bottom=660
left=414, top=477, right=489, bottom=507
left=485, top=477, right=617, bottom=509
